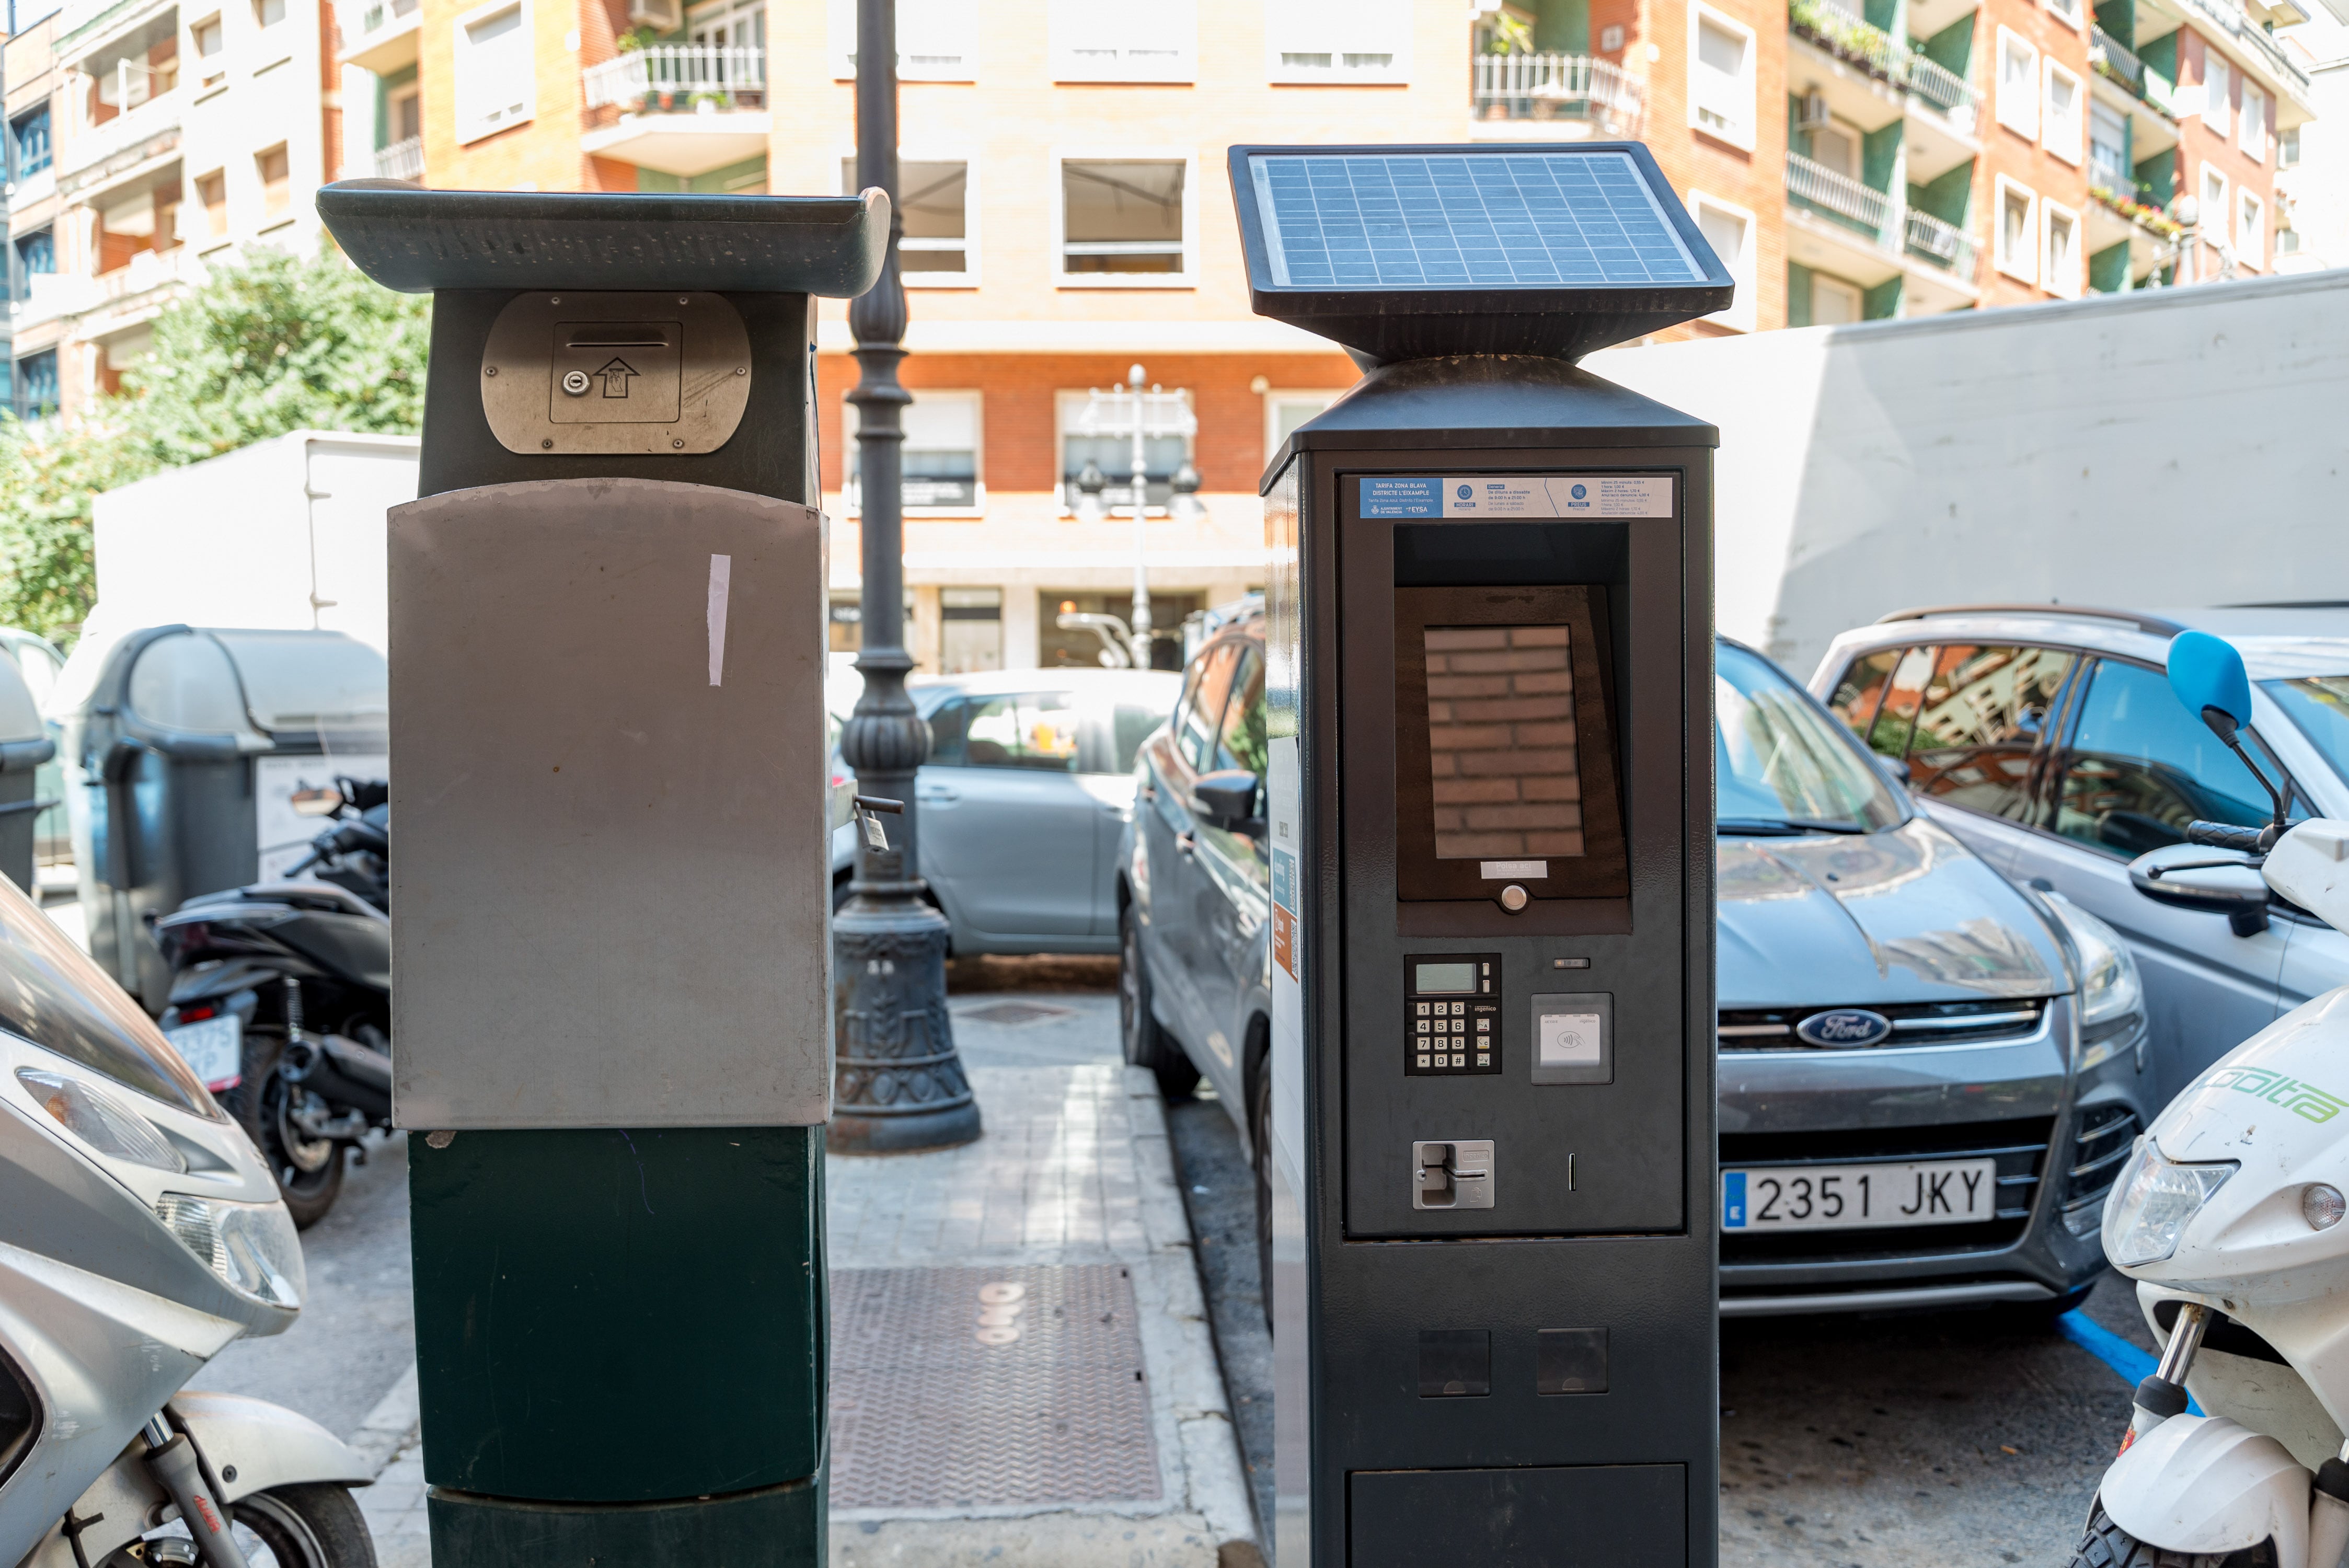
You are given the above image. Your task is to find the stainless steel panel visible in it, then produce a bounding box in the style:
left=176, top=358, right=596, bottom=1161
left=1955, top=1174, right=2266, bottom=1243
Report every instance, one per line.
left=390, top=478, right=828, bottom=1128
left=479, top=292, right=752, bottom=456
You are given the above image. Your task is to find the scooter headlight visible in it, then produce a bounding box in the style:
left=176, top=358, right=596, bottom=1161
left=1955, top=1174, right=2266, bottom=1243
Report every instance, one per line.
left=154, top=1193, right=306, bottom=1309
left=2103, top=1138, right=2237, bottom=1269
left=15, top=1067, right=187, bottom=1173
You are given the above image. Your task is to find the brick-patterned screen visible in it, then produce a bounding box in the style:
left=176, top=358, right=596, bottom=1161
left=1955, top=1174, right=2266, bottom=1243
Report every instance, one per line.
left=1424, top=625, right=1584, bottom=860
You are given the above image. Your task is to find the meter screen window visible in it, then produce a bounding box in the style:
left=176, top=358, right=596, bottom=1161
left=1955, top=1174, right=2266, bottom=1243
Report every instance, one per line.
left=1394, top=585, right=1628, bottom=903
left=1413, top=961, right=1481, bottom=994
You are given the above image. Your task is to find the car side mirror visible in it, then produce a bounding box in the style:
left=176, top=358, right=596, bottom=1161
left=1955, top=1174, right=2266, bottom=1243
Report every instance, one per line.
left=2167, top=630, right=2254, bottom=742
left=2129, top=843, right=2271, bottom=937
left=1880, top=756, right=1913, bottom=789
left=1190, top=769, right=1265, bottom=837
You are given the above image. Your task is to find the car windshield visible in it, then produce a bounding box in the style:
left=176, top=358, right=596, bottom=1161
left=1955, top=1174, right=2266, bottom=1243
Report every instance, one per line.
left=1718, top=642, right=1903, bottom=835
left=2263, top=676, right=2349, bottom=787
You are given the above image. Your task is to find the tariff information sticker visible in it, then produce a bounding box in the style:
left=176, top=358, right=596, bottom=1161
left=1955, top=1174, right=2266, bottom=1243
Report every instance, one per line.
left=1360, top=475, right=1675, bottom=519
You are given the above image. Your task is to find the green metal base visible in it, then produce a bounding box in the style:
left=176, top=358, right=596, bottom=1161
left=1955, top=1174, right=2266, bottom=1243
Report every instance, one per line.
left=409, top=1126, right=825, bottom=1504
left=426, top=1470, right=825, bottom=1566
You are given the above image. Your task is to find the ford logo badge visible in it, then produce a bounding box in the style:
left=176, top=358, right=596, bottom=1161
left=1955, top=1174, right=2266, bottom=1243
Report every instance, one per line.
left=1795, top=1009, right=1893, bottom=1047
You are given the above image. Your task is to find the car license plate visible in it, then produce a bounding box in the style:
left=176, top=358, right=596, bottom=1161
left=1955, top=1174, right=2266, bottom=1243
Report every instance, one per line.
left=1721, top=1159, right=1997, bottom=1231
left=165, top=1014, right=243, bottom=1091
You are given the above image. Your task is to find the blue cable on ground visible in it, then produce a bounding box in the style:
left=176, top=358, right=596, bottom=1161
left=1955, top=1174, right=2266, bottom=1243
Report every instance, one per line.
left=2059, top=1310, right=2205, bottom=1416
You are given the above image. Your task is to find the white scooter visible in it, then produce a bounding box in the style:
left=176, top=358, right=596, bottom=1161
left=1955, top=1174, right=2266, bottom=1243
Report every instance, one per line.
left=2072, top=630, right=2349, bottom=1568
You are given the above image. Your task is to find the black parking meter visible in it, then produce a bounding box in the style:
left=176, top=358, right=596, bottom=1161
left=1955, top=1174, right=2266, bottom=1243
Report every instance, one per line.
left=1230, top=144, right=1729, bottom=1567
left=318, top=184, right=883, bottom=1565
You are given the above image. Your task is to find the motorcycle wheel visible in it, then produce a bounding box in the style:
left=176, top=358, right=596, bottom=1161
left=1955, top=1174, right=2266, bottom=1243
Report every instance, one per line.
left=232, top=1484, right=378, bottom=1568
left=1120, top=905, right=1199, bottom=1101
left=2068, top=1505, right=2278, bottom=1567
left=224, top=1029, right=346, bottom=1230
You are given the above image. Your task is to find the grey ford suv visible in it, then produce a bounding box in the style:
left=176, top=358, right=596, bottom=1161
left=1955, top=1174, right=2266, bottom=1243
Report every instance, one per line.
left=1122, top=609, right=2151, bottom=1317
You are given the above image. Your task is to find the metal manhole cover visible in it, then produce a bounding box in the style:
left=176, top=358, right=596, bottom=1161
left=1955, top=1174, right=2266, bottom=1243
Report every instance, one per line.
left=955, top=1001, right=1077, bottom=1028
left=830, top=1264, right=1161, bottom=1509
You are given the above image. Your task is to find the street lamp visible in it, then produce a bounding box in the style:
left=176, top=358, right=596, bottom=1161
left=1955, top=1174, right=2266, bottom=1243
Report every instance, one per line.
left=1076, top=366, right=1196, bottom=670
left=832, top=0, right=980, bottom=1155
left=2171, top=193, right=2201, bottom=285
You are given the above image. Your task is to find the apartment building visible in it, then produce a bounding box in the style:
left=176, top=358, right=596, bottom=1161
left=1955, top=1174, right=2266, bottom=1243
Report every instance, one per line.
left=3, top=0, right=346, bottom=418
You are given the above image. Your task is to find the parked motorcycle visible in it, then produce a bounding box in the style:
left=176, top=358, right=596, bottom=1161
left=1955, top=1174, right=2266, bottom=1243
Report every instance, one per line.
left=0, top=867, right=374, bottom=1568
left=152, top=778, right=390, bottom=1228
left=2070, top=630, right=2349, bottom=1568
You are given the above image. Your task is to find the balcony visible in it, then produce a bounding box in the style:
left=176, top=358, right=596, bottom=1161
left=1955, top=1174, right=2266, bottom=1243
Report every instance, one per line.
left=2177, top=0, right=2311, bottom=100
left=2088, top=27, right=2177, bottom=118
left=343, top=0, right=419, bottom=74
left=94, top=243, right=197, bottom=309
left=375, top=135, right=423, bottom=181
left=579, top=45, right=769, bottom=177
left=9, top=271, right=87, bottom=332
left=1471, top=52, right=1645, bottom=136
left=1788, top=0, right=1980, bottom=133
left=1904, top=207, right=1977, bottom=276
left=55, top=93, right=180, bottom=189
left=1787, top=149, right=1894, bottom=238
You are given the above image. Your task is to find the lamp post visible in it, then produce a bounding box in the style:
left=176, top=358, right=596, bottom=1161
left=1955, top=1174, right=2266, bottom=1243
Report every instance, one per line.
left=832, top=0, right=980, bottom=1155
left=2173, top=193, right=2201, bottom=285
left=1077, top=367, right=1196, bottom=672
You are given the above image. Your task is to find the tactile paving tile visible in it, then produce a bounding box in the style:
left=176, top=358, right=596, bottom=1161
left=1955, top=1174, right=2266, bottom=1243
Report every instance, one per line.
left=830, top=1263, right=1162, bottom=1509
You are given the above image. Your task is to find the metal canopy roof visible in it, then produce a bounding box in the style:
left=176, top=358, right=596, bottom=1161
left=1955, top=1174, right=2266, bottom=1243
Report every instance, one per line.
left=1227, top=143, right=1734, bottom=367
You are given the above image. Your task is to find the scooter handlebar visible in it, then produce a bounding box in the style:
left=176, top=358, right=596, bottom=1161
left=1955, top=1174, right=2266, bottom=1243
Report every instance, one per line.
left=2185, top=821, right=2269, bottom=852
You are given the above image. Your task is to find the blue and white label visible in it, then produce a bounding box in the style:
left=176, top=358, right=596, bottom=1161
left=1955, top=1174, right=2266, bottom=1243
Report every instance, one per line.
left=1722, top=1171, right=1748, bottom=1229
left=1359, top=476, right=1675, bottom=519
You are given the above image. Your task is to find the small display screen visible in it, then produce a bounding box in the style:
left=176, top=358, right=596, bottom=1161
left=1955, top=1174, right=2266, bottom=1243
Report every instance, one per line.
left=1414, top=961, right=1480, bottom=995
left=1424, top=625, right=1584, bottom=860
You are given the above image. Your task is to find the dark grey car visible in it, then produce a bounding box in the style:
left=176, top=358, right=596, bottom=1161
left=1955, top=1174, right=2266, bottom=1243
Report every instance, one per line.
left=1123, top=619, right=2151, bottom=1317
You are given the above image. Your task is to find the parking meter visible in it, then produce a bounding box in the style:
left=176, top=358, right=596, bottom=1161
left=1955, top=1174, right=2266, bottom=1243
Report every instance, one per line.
left=1230, top=144, right=1729, bottom=1567
left=319, top=184, right=883, bottom=1564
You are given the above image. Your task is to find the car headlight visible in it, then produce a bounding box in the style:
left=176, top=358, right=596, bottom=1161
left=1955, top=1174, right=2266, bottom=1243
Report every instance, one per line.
left=154, top=1193, right=306, bottom=1309
left=2102, top=1138, right=2236, bottom=1269
left=2040, top=892, right=2146, bottom=1069
left=16, top=1067, right=187, bottom=1173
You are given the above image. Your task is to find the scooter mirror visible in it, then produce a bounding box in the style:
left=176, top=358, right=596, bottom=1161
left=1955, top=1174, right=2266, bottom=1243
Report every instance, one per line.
left=291, top=786, right=343, bottom=817
left=2128, top=843, right=2271, bottom=935
left=2166, top=631, right=2254, bottom=742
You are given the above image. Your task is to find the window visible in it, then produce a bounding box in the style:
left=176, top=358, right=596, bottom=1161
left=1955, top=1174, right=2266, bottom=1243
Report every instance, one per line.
left=2090, top=98, right=2128, bottom=191
left=1811, top=273, right=1863, bottom=323
left=13, top=228, right=53, bottom=277
left=1266, top=0, right=1409, bottom=83
left=1176, top=641, right=1243, bottom=770
left=192, top=13, right=226, bottom=86
left=1689, top=192, right=1755, bottom=330
left=2240, top=82, right=2267, bottom=163
left=2282, top=126, right=2301, bottom=168
left=2203, top=53, right=2230, bottom=137
left=2238, top=189, right=2263, bottom=268
left=257, top=144, right=290, bottom=222
left=1264, top=389, right=1343, bottom=456
left=390, top=85, right=422, bottom=144
left=255, top=0, right=284, bottom=24
left=842, top=389, right=982, bottom=513
left=2044, top=60, right=2082, bottom=163
left=2045, top=0, right=2084, bottom=28
left=1057, top=388, right=1195, bottom=511
left=10, top=107, right=50, bottom=179
left=455, top=0, right=532, bottom=142
left=1808, top=120, right=1859, bottom=178
left=826, top=0, right=973, bottom=82
left=15, top=350, right=57, bottom=420
left=2055, top=659, right=2298, bottom=857
left=1050, top=0, right=1197, bottom=82
left=2201, top=164, right=2229, bottom=265
left=197, top=170, right=228, bottom=238
left=926, top=691, right=1085, bottom=773
left=1688, top=6, right=1757, bottom=149
left=939, top=589, right=1001, bottom=675
left=2043, top=200, right=2081, bottom=295
left=1996, top=175, right=2037, bottom=282
left=1057, top=157, right=1190, bottom=282
left=1997, top=28, right=2040, bottom=139
left=840, top=157, right=971, bottom=282
left=1866, top=644, right=2077, bottom=822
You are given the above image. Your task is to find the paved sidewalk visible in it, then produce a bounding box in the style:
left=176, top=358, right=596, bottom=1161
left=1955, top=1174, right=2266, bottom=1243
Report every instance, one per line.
left=354, top=989, right=1260, bottom=1568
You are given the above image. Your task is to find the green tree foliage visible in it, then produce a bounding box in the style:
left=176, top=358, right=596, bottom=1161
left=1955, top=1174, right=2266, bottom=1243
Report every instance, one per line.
left=0, top=245, right=429, bottom=644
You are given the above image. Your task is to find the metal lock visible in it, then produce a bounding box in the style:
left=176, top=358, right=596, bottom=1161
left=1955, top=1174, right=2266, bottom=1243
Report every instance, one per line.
left=1411, top=1139, right=1494, bottom=1210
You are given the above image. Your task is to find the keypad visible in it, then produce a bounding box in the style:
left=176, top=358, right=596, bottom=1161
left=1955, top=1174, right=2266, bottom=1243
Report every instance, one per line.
left=1402, top=954, right=1501, bottom=1077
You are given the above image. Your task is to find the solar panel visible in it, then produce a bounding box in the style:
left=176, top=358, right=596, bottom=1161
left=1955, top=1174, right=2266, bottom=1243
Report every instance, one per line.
left=1248, top=151, right=1702, bottom=291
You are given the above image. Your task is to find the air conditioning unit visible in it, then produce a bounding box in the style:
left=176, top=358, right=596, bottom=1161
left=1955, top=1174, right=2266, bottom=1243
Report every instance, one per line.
left=627, top=0, right=680, bottom=29
left=1797, top=90, right=1832, bottom=131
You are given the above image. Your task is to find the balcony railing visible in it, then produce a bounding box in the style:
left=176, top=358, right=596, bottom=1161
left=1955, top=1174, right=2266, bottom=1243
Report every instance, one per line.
left=2180, top=0, right=2309, bottom=93
left=582, top=44, right=766, bottom=112
left=1904, top=207, right=1977, bottom=276
left=55, top=93, right=180, bottom=185
left=1470, top=52, right=1645, bottom=131
left=2088, top=26, right=2178, bottom=117
left=375, top=135, right=423, bottom=181
left=1790, top=0, right=1979, bottom=131
left=1787, top=150, right=1894, bottom=238
left=355, top=0, right=416, bottom=39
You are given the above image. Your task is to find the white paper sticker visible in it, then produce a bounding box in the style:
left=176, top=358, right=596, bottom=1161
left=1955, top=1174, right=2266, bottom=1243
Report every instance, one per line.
left=1538, top=1012, right=1605, bottom=1066
left=707, top=553, right=732, bottom=686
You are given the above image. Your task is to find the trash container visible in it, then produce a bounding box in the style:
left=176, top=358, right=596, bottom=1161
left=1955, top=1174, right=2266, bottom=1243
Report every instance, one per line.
left=68, top=626, right=388, bottom=1010
left=0, top=651, right=56, bottom=896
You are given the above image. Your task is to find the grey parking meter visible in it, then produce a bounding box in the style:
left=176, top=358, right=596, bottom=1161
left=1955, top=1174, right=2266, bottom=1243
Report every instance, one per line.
left=318, top=184, right=883, bottom=1564
left=1230, top=144, right=1729, bottom=1567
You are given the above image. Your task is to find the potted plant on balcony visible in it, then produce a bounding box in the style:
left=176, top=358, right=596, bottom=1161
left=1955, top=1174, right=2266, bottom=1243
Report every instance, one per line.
left=1476, top=10, right=1537, bottom=121
left=688, top=88, right=732, bottom=113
